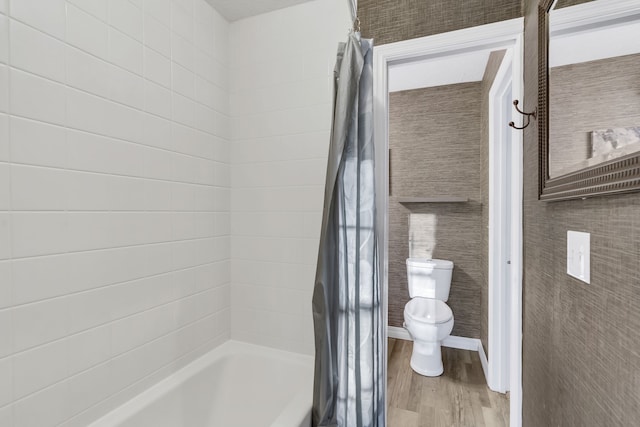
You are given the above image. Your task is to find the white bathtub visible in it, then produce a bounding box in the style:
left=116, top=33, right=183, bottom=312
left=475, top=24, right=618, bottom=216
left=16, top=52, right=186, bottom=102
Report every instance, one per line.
left=89, top=341, right=313, bottom=427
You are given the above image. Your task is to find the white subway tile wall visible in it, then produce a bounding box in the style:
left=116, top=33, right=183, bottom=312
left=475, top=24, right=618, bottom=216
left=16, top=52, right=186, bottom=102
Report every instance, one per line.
left=229, top=0, right=350, bottom=355
left=0, top=0, right=230, bottom=425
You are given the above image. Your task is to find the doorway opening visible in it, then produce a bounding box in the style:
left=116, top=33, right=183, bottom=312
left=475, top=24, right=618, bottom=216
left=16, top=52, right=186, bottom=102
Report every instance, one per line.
left=373, top=19, right=524, bottom=426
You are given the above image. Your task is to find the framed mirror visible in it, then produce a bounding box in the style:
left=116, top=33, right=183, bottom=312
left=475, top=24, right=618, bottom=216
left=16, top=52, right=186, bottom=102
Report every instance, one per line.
left=538, top=0, right=640, bottom=201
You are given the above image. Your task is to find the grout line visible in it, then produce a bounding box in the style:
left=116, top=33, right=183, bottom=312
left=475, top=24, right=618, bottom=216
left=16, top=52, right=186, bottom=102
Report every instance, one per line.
left=229, top=101, right=332, bottom=118
left=1, top=311, right=231, bottom=412
left=0, top=210, right=231, bottom=215
left=8, top=66, right=232, bottom=139
left=6, top=111, right=230, bottom=167
left=0, top=280, right=231, bottom=360
left=0, top=235, right=231, bottom=264
left=228, top=128, right=330, bottom=140
left=2, top=0, right=16, bottom=420
left=2, top=209, right=231, bottom=215
left=5, top=0, right=15, bottom=397
left=1, top=150, right=231, bottom=186
left=6, top=259, right=229, bottom=311
left=228, top=211, right=320, bottom=215
left=63, top=3, right=70, bottom=324
left=230, top=156, right=329, bottom=166
left=232, top=129, right=329, bottom=142
left=232, top=281, right=311, bottom=294
left=228, top=258, right=316, bottom=265
left=231, top=235, right=319, bottom=241
left=227, top=71, right=335, bottom=94
left=231, top=184, right=326, bottom=189
left=5, top=30, right=230, bottom=125
left=169, top=0, right=175, bottom=139
left=7, top=11, right=230, bottom=88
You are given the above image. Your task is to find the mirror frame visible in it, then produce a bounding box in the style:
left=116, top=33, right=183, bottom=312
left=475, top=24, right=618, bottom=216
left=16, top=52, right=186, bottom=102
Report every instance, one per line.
left=538, top=0, right=640, bottom=201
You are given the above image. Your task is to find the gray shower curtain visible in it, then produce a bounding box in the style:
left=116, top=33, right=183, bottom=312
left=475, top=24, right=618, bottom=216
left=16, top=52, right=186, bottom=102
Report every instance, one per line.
left=312, top=32, right=384, bottom=427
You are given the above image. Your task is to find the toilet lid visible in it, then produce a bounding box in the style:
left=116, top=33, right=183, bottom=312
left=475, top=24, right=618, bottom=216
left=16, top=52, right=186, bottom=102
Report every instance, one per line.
left=405, top=298, right=453, bottom=324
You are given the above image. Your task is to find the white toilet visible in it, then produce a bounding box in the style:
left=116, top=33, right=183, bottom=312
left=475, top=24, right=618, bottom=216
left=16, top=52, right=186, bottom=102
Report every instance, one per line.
left=403, top=258, right=454, bottom=377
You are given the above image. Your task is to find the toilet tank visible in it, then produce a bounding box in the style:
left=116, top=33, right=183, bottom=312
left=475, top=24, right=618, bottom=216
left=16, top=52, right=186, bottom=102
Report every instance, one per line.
left=406, top=258, right=454, bottom=301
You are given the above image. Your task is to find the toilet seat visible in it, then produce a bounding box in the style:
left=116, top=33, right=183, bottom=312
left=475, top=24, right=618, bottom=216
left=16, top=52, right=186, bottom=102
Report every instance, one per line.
left=405, top=298, right=453, bottom=325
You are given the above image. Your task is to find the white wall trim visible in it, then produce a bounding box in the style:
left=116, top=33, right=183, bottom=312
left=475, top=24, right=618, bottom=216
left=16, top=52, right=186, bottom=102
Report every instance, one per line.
left=487, top=46, right=514, bottom=394
left=478, top=340, right=489, bottom=383
left=442, top=336, right=481, bottom=352
left=509, top=33, right=524, bottom=427
left=486, top=31, right=524, bottom=427
left=387, top=326, right=411, bottom=341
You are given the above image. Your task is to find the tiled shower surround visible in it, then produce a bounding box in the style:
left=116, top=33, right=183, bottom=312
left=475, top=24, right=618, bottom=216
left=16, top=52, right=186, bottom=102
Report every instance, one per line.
left=229, top=0, right=349, bottom=356
left=0, top=0, right=350, bottom=425
left=0, top=0, right=231, bottom=425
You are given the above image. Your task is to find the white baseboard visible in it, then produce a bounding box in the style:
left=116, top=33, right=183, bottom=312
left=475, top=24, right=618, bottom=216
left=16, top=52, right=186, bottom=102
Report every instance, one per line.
left=387, top=326, right=489, bottom=384
left=442, top=335, right=480, bottom=351
left=478, top=340, right=489, bottom=382
left=387, top=326, right=411, bottom=341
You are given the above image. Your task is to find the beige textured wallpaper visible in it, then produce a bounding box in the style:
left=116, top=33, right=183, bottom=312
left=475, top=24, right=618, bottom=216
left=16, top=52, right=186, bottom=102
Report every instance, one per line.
left=358, top=0, right=521, bottom=45
left=522, top=1, right=640, bottom=425
left=555, top=0, right=596, bottom=8
left=388, top=83, right=483, bottom=338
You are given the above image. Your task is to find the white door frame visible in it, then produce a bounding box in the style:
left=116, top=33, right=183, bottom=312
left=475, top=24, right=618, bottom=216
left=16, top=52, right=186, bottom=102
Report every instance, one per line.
left=487, top=40, right=524, bottom=421
left=372, top=18, right=524, bottom=427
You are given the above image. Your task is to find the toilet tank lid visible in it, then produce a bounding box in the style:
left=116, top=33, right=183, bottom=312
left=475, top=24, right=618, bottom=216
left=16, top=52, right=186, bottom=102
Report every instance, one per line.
left=406, top=258, right=453, bottom=270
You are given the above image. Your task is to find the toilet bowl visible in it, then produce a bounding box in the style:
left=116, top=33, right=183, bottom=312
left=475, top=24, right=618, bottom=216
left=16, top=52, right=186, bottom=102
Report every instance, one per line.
left=404, top=297, right=454, bottom=376
left=404, top=258, right=454, bottom=376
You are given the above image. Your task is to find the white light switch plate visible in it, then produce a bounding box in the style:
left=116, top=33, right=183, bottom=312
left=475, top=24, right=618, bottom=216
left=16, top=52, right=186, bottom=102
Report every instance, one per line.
left=567, top=231, right=590, bottom=284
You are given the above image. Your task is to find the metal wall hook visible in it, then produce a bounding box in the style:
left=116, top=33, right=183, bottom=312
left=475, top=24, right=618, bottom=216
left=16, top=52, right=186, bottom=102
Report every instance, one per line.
left=509, top=100, right=537, bottom=130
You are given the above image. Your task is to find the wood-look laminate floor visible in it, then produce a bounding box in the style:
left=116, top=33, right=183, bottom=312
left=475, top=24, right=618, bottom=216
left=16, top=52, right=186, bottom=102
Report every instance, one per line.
left=387, top=338, right=509, bottom=427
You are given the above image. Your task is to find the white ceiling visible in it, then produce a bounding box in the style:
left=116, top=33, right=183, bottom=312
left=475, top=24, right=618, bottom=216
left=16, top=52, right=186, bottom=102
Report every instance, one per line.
left=206, top=0, right=315, bottom=21
left=388, top=49, right=494, bottom=93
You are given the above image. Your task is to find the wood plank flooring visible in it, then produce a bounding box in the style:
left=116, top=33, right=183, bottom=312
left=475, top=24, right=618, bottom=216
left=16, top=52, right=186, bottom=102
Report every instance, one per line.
left=388, top=338, right=509, bottom=427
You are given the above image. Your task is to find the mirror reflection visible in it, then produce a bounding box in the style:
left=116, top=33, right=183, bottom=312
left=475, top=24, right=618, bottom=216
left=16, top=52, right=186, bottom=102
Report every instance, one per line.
left=548, top=0, right=640, bottom=179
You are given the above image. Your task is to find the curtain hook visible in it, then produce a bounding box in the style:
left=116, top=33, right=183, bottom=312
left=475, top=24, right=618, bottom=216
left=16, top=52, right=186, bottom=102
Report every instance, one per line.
left=353, top=17, right=361, bottom=33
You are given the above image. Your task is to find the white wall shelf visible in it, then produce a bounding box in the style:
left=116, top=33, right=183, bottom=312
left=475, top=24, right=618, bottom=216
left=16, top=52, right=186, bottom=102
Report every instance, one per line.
left=397, top=196, right=469, bottom=203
